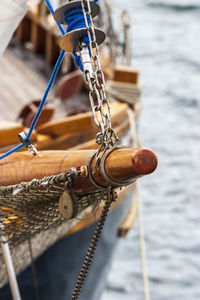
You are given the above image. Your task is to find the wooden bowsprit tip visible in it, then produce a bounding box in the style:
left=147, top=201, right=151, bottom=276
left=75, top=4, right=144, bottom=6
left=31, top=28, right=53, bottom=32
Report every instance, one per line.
left=132, top=148, right=158, bottom=175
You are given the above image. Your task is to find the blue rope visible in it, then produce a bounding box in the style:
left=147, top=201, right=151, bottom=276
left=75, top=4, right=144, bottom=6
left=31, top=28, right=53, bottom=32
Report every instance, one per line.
left=26, top=50, right=65, bottom=139
left=45, top=0, right=65, bottom=35
left=0, top=50, right=65, bottom=160
left=0, top=0, right=98, bottom=160
left=0, top=144, right=24, bottom=160
left=65, top=9, right=92, bottom=71
left=46, top=0, right=98, bottom=71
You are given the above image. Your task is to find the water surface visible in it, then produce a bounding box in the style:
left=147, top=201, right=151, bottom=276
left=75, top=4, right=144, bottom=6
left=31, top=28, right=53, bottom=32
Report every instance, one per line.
left=102, top=1, right=200, bottom=299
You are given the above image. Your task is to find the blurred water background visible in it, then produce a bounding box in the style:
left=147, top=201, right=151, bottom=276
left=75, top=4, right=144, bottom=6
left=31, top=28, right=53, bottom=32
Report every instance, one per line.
left=102, top=0, right=200, bottom=299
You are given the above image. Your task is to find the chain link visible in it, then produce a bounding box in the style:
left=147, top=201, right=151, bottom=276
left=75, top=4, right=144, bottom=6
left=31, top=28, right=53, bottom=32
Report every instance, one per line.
left=81, top=0, right=119, bottom=161
left=71, top=189, right=116, bottom=300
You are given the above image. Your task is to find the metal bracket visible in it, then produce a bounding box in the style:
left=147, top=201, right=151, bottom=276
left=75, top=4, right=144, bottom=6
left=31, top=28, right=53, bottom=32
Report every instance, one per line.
left=99, top=146, right=136, bottom=187
left=18, top=132, right=39, bottom=155
left=80, top=44, right=94, bottom=80
left=59, top=27, right=105, bottom=52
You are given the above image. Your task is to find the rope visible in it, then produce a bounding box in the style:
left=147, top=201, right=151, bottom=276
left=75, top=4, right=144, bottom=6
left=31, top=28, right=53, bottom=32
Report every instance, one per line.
left=0, top=50, right=65, bottom=160
left=65, top=9, right=92, bottom=72
left=128, top=110, right=151, bottom=300
left=26, top=50, right=65, bottom=139
left=0, top=0, right=98, bottom=160
left=137, top=184, right=151, bottom=300
left=0, top=143, right=24, bottom=160
left=45, top=0, right=65, bottom=35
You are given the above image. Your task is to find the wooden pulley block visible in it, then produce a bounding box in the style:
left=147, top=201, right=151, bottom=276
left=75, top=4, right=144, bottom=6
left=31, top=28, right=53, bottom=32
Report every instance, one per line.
left=18, top=100, right=55, bottom=128
left=59, top=28, right=106, bottom=52
left=54, top=70, right=83, bottom=101
left=54, top=0, right=100, bottom=24
left=59, top=190, right=78, bottom=219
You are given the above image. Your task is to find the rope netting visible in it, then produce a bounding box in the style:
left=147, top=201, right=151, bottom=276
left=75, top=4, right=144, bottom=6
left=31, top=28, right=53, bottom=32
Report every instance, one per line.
left=0, top=0, right=100, bottom=264
left=0, top=170, right=105, bottom=288
left=0, top=171, right=101, bottom=248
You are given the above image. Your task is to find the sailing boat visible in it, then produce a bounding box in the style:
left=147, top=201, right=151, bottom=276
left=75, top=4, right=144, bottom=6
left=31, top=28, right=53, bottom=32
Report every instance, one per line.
left=0, top=1, right=157, bottom=299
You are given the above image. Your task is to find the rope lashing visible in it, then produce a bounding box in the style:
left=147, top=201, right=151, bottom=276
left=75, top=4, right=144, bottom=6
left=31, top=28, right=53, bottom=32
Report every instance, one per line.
left=65, top=9, right=93, bottom=71
left=18, top=132, right=39, bottom=155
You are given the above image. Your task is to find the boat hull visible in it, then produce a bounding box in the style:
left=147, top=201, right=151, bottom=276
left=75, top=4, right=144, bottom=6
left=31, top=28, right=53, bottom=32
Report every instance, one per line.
left=0, top=192, right=133, bottom=300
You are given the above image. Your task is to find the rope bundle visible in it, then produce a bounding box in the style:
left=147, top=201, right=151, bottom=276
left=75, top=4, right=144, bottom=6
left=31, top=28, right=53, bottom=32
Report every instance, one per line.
left=65, top=8, right=92, bottom=71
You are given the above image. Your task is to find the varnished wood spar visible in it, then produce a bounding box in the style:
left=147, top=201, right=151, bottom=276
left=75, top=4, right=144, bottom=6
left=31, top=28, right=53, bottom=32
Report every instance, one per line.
left=0, top=148, right=157, bottom=192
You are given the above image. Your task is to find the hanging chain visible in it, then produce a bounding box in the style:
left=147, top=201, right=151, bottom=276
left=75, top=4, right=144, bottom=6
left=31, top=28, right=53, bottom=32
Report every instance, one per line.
left=81, top=0, right=119, bottom=166
left=71, top=189, right=116, bottom=300
left=71, top=3, right=120, bottom=299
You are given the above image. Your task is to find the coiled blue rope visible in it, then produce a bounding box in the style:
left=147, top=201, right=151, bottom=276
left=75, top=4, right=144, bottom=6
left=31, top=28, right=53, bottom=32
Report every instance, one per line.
left=0, top=0, right=98, bottom=160
left=65, top=9, right=92, bottom=71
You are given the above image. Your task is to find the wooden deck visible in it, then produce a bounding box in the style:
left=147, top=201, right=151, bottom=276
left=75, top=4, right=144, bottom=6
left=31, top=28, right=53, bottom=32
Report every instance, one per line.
left=0, top=50, right=49, bottom=122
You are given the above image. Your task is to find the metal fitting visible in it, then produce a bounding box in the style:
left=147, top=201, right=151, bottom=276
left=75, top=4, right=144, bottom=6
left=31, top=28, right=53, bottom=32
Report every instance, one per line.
left=18, top=132, right=39, bottom=155
left=80, top=45, right=94, bottom=80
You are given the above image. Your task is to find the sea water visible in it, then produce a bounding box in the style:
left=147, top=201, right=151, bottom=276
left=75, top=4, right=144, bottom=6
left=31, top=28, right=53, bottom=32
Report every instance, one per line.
left=102, top=0, right=200, bottom=299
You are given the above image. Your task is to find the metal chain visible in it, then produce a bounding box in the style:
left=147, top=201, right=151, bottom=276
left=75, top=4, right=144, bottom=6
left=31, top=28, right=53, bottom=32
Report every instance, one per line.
left=81, top=0, right=119, bottom=162
left=71, top=189, right=115, bottom=300
left=71, top=3, right=120, bottom=299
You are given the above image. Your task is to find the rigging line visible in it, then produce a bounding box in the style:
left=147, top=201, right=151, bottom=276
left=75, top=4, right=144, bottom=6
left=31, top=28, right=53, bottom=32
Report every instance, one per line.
left=0, top=0, right=98, bottom=160
left=137, top=185, right=151, bottom=300
left=26, top=49, right=65, bottom=139
left=45, top=0, right=65, bottom=35
left=45, top=0, right=93, bottom=71
left=0, top=0, right=64, bottom=160
left=45, top=0, right=99, bottom=36
left=128, top=109, right=151, bottom=300
left=0, top=50, right=65, bottom=160
left=0, top=143, right=24, bottom=160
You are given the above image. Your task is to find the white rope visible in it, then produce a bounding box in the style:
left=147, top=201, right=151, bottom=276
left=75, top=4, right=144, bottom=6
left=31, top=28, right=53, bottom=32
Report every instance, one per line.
left=0, top=222, right=21, bottom=300
left=137, top=184, right=151, bottom=300
left=128, top=109, right=151, bottom=300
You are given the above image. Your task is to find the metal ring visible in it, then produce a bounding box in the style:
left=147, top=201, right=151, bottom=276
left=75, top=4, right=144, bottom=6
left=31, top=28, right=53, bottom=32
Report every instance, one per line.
left=100, top=146, right=136, bottom=187
left=86, top=151, right=109, bottom=191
